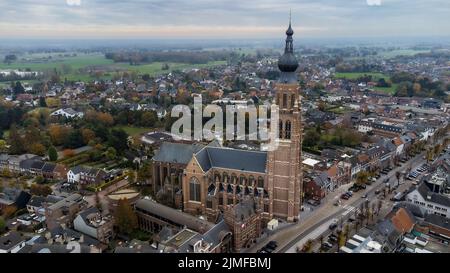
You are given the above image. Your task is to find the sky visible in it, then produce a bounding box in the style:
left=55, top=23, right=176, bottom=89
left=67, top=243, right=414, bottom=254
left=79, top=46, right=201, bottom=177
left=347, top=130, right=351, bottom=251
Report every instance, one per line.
left=0, top=0, right=449, bottom=39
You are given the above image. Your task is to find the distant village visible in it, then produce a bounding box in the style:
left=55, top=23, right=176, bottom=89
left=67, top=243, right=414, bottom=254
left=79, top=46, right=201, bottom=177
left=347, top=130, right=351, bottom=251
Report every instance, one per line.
left=1, top=42, right=450, bottom=253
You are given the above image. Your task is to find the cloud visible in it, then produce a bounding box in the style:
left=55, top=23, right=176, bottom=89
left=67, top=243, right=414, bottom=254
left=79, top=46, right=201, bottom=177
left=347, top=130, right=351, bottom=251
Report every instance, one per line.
left=366, top=0, right=381, bottom=6
left=0, top=0, right=448, bottom=38
left=66, top=0, right=81, bottom=6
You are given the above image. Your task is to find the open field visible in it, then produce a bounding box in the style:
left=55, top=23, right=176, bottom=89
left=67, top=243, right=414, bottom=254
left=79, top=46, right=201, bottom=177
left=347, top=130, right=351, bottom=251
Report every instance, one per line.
left=335, top=72, right=397, bottom=94
left=377, top=49, right=430, bottom=59
left=334, top=72, right=388, bottom=80
left=0, top=53, right=227, bottom=83
left=373, top=83, right=398, bottom=95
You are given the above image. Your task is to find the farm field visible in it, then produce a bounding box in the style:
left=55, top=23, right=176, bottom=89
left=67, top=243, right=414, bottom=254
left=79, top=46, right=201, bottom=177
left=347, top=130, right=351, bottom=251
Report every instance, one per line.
left=0, top=52, right=227, bottom=83
left=334, top=72, right=388, bottom=80
left=377, top=49, right=430, bottom=58
left=334, top=72, right=398, bottom=95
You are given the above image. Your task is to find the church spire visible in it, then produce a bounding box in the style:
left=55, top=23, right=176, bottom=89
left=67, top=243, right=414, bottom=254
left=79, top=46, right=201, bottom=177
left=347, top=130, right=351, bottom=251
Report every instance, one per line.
left=278, top=12, right=299, bottom=83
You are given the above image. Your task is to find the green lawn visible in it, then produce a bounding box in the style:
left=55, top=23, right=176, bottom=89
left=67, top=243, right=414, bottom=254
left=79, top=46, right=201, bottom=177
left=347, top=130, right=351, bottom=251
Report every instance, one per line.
left=335, top=72, right=388, bottom=80
left=334, top=72, right=397, bottom=94
left=373, top=83, right=398, bottom=95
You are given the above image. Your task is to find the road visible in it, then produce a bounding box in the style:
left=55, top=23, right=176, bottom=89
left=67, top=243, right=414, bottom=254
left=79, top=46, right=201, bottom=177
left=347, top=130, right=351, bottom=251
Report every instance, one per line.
left=246, top=150, right=426, bottom=253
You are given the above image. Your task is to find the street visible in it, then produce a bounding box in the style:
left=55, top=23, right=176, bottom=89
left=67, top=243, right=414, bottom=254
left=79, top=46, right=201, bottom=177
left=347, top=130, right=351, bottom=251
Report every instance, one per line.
left=246, top=149, right=427, bottom=253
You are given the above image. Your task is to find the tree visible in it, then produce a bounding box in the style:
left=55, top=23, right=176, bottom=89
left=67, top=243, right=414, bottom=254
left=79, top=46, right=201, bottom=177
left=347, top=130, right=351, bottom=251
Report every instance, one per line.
left=2, top=205, right=17, bottom=219
left=39, top=96, right=47, bottom=107
left=105, top=147, right=117, bottom=161
left=0, top=216, right=5, bottom=234
left=3, top=54, right=17, bottom=64
left=48, top=146, right=58, bottom=161
left=48, top=124, right=71, bottom=146
left=0, top=139, right=7, bottom=152
left=34, top=175, right=46, bottom=184
left=114, top=199, right=138, bottom=235
left=8, top=124, right=25, bottom=154
left=356, top=171, right=369, bottom=185
left=29, top=143, right=46, bottom=156
left=302, top=239, right=313, bottom=253
left=395, top=171, right=401, bottom=186
left=108, top=129, right=129, bottom=153
left=64, top=129, right=84, bottom=148
left=128, top=171, right=136, bottom=184
left=30, top=184, right=52, bottom=196
left=81, top=128, right=96, bottom=145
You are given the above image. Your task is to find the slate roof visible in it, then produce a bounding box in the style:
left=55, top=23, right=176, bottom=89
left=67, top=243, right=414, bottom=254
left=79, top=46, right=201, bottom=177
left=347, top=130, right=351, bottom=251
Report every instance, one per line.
left=195, top=147, right=267, bottom=173
left=153, top=142, right=204, bottom=164
left=135, top=198, right=214, bottom=233
left=30, top=160, right=45, bottom=170
left=424, top=214, right=450, bottom=230
left=416, top=183, right=450, bottom=207
left=0, top=232, right=24, bottom=251
left=42, top=162, right=56, bottom=173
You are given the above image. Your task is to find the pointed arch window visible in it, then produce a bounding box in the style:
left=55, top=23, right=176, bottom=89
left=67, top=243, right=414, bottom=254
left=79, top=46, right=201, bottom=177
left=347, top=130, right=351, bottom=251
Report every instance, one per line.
left=279, top=120, right=283, bottom=139
left=285, top=120, right=291, bottom=139
left=189, top=177, right=201, bottom=202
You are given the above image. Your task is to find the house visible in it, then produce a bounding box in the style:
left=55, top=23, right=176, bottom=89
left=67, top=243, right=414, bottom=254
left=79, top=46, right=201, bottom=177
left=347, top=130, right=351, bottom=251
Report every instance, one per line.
left=73, top=207, right=114, bottom=244
left=50, top=108, right=84, bottom=119
left=0, top=232, right=26, bottom=253
left=304, top=172, right=331, bottom=201
left=223, top=198, right=262, bottom=252
left=27, top=195, right=63, bottom=215
left=45, top=194, right=86, bottom=230
left=0, top=188, right=31, bottom=212
left=79, top=168, right=107, bottom=185
left=67, top=166, right=88, bottom=183
left=406, top=183, right=450, bottom=218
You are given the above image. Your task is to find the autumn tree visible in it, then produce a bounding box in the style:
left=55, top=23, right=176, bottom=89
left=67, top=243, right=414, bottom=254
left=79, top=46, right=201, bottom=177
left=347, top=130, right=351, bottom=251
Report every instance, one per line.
left=8, top=124, right=25, bottom=154
left=2, top=205, right=17, bottom=219
left=29, top=143, right=46, bottom=156
left=49, top=124, right=71, bottom=146
left=356, top=171, right=369, bottom=185
left=81, top=128, right=96, bottom=145
left=30, top=183, right=52, bottom=197
left=114, top=198, right=138, bottom=235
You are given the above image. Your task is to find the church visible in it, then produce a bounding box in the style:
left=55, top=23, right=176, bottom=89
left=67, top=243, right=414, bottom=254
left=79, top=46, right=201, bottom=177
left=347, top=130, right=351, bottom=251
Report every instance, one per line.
left=152, top=19, right=303, bottom=226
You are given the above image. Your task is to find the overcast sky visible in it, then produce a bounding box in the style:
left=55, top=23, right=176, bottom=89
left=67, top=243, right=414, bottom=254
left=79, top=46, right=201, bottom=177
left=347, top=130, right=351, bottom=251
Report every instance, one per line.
left=0, top=0, right=449, bottom=39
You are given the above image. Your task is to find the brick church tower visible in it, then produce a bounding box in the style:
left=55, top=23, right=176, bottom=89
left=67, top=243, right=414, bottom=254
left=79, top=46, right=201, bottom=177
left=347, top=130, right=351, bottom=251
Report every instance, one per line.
left=267, top=17, right=303, bottom=222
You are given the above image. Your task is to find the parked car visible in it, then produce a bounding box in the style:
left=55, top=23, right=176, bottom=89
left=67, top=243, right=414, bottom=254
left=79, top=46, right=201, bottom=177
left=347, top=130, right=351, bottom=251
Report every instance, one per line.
left=362, top=193, right=368, bottom=198
left=329, top=223, right=338, bottom=230
left=266, top=241, right=278, bottom=250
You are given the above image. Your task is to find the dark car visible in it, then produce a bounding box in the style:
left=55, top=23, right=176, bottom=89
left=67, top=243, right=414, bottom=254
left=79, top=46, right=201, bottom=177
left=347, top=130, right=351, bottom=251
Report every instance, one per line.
left=329, top=223, right=338, bottom=230
left=266, top=241, right=278, bottom=250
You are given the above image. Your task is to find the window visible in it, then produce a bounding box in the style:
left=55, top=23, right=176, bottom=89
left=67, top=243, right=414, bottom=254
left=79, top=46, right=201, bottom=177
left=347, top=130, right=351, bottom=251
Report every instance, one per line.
left=282, top=93, right=287, bottom=108
left=264, top=204, right=269, bottom=212
left=189, top=177, right=201, bottom=202
left=239, top=175, right=246, bottom=185
left=285, top=120, right=291, bottom=139
left=206, top=200, right=213, bottom=208
left=257, top=177, right=264, bottom=188
left=279, top=120, right=283, bottom=139
left=291, top=94, right=295, bottom=108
